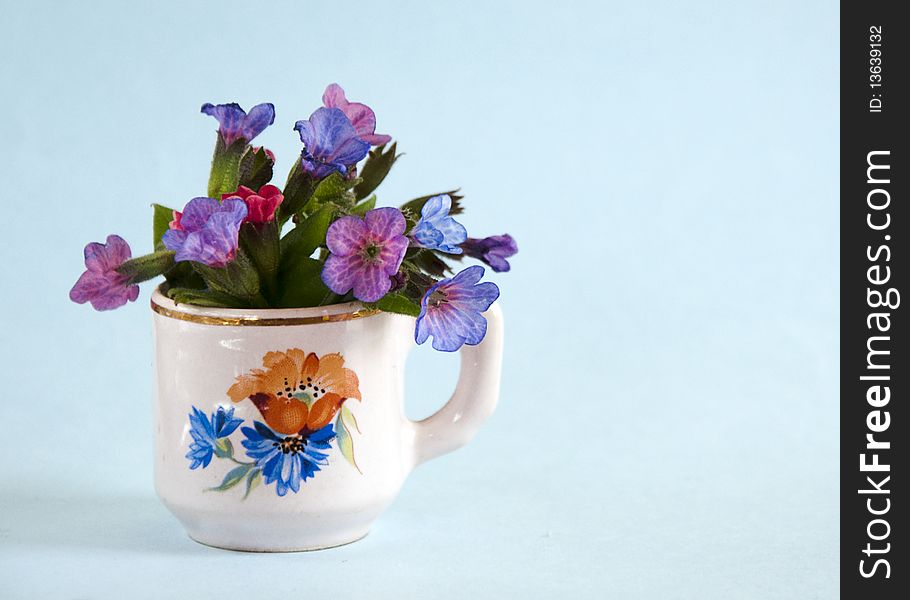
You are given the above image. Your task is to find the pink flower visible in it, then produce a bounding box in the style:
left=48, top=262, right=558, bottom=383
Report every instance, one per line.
left=322, top=83, right=392, bottom=146
left=222, top=184, right=284, bottom=224
left=69, top=235, right=140, bottom=311
left=321, top=207, right=409, bottom=302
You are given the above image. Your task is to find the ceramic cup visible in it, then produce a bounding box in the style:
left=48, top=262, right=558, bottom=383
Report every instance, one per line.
left=151, top=288, right=503, bottom=551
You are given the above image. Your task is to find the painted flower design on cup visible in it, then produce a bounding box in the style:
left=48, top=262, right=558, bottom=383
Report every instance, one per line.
left=184, top=349, right=363, bottom=498
left=186, top=406, right=243, bottom=469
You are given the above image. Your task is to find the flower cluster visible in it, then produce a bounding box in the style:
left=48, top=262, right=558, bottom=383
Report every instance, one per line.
left=70, top=84, right=517, bottom=351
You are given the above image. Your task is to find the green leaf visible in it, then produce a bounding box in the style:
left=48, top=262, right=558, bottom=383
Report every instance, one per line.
left=239, top=221, right=280, bottom=304
left=207, top=136, right=247, bottom=199
left=237, top=146, right=274, bottom=190
left=350, top=194, right=376, bottom=217
left=277, top=257, right=330, bottom=308
left=213, top=438, right=234, bottom=459
left=116, top=250, right=175, bottom=284
left=354, top=142, right=399, bottom=200
left=279, top=203, right=336, bottom=273
left=208, top=463, right=254, bottom=492
left=193, top=250, right=265, bottom=306
left=166, top=287, right=246, bottom=308
left=370, top=292, right=421, bottom=317
left=277, top=162, right=317, bottom=225
left=310, top=172, right=361, bottom=210
left=400, top=189, right=464, bottom=217
left=410, top=249, right=451, bottom=278
left=152, top=204, right=175, bottom=249
left=336, top=405, right=361, bottom=473
left=243, top=468, right=262, bottom=500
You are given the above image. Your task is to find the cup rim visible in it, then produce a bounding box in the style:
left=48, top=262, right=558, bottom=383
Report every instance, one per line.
left=150, top=286, right=380, bottom=326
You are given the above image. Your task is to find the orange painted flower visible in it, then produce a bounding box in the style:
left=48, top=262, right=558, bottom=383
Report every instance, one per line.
left=227, top=349, right=361, bottom=435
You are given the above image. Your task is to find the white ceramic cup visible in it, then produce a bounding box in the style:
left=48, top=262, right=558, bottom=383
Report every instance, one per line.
left=151, top=289, right=503, bottom=551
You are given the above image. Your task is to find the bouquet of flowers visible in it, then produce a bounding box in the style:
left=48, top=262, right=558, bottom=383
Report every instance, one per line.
left=69, top=84, right=517, bottom=351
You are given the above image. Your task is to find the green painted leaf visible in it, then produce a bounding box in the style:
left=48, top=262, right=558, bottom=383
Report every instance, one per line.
left=213, top=438, right=233, bottom=459
left=208, top=463, right=253, bottom=492
left=354, top=143, right=399, bottom=200
left=336, top=405, right=361, bottom=473
left=243, top=468, right=262, bottom=499
left=152, top=204, right=175, bottom=249
left=369, top=292, right=421, bottom=317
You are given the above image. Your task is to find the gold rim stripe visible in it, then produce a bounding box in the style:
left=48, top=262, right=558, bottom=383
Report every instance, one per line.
left=151, top=300, right=380, bottom=326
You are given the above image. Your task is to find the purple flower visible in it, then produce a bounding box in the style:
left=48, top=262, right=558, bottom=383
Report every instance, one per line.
left=162, top=197, right=248, bottom=267
left=410, top=194, right=467, bottom=254
left=294, top=107, right=371, bottom=179
left=70, top=235, right=140, bottom=311
left=462, top=234, right=518, bottom=272
left=322, top=83, right=392, bottom=146
left=321, top=207, right=409, bottom=302
left=415, top=265, right=500, bottom=352
left=201, top=102, right=275, bottom=146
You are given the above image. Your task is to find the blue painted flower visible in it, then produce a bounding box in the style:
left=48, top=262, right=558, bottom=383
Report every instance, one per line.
left=416, top=265, right=500, bottom=352
left=201, top=102, right=275, bottom=146
left=294, top=107, right=370, bottom=179
left=410, top=194, right=468, bottom=254
left=162, top=197, right=248, bottom=267
left=241, top=421, right=336, bottom=496
left=186, top=406, right=244, bottom=470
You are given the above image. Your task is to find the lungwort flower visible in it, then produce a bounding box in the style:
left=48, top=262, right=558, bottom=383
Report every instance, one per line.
left=201, top=102, right=275, bottom=146
left=410, top=194, right=467, bottom=253
left=163, top=197, right=248, bottom=267
left=416, top=265, right=500, bottom=352
left=69, top=234, right=140, bottom=311
left=227, top=349, right=362, bottom=436
left=322, top=83, right=392, bottom=146
left=321, top=207, right=409, bottom=302
left=294, top=107, right=371, bottom=179
left=242, top=421, right=335, bottom=496
left=462, top=234, right=518, bottom=272
left=222, top=184, right=283, bottom=224
left=186, top=406, right=243, bottom=470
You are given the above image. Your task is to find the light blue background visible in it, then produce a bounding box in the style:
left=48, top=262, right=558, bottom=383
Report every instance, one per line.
left=0, top=0, right=838, bottom=598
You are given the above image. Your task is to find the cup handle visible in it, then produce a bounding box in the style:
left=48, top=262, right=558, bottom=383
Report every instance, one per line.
left=407, top=302, right=504, bottom=466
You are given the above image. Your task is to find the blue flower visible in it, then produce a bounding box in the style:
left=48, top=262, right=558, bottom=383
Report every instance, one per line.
left=416, top=265, right=500, bottom=352
left=461, top=234, right=518, bottom=272
left=241, top=421, right=336, bottom=496
left=201, top=102, right=275, bottom=146
left=410, top=194, right=468, bottom=254
left=294, top=107, right=370, bottom=179
left=186, top=406, right=244, bottom=470
left=162, top=197, right=248, bottom=267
